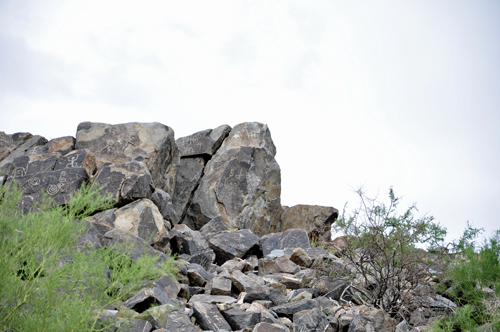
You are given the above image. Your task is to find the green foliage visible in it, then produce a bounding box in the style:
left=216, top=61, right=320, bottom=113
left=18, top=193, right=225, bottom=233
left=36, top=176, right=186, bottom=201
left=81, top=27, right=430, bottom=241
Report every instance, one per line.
left=0, top=180, right=177, bottom=332
left=332, top=187, right=447, bottom=316
left=431, top=227, right=500, bottom=331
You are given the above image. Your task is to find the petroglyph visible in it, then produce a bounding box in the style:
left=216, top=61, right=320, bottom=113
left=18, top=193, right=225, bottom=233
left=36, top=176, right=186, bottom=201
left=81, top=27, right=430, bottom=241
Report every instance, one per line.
left=66, top=155, right=78, bottom=168
left=28, top=177, right=40, bottom=187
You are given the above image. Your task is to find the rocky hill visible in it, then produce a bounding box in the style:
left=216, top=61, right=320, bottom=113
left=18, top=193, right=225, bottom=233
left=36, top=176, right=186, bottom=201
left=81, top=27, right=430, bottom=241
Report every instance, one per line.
left=0, top=122, right=457, bottom=332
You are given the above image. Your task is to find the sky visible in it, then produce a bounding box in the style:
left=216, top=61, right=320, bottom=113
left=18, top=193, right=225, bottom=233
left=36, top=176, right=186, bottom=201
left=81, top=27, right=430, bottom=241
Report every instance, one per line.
left=1, top=1, right=499, bottom=245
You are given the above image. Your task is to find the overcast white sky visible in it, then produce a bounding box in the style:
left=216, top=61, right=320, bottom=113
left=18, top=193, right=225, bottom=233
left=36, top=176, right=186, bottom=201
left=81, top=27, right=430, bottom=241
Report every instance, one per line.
left=1, top=1, right=499, bottom=244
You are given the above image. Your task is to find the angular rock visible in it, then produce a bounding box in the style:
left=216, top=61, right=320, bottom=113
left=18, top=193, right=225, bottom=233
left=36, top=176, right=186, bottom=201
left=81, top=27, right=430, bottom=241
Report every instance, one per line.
left=112, top=198, right=169, bottom=251
left=0, top=134, right=47, bottom=170
left=183, top=123, right=282, bottom=237
left=75, top=121, right=178, bottom=192
left=141, top=303, right=179, bottom=329
left=244, top=287, right=287, bottom=306
left=252, top=322, right=290, bottom=332
left=211, top=275, right=232, bottom=296
left=15, top=167, right=88, bottom=212
left=172, top=157, right=204, bottom=223
left=187, top=263, right=214, bottom=286
left=48, top=136, right=75, bottom=155
left=0, top=132, right=32, bottom=163
left=151, top=188, right=177, bottom=225
left=93, top=161, right=154, bottom=204
left=222, top=308, right=261, bottom=330
left=271, top=299, right=321, bottom=318
left=153, top=310, right=202, bottom=332
left=54, top=149, right=96, bottom=177
left=86, top=208, right=117, bottom=236
left=260, top=229, right=311, bottom=257
left=290, top=248, right=312, bottom=268
left=280, top=205, right=339, bottom=241
left=258, top=258, right=281, bottom=277
left=192, top=301, right=232, bottom=331
left=316, top=278, right=350, bottom=299
left=263, top=273, right=303, bottom=290
left=292, top=308, right=334, bottom=332
left=102, top=229, right=168, bottom=264
left=231, top=270, right=262, bottom=293
left=199, top=215, right=230, bottom=241
left=188, top=294, right=237, bottom=305
left=176, top=124, right=231, bottom=157
left=209, top=229, right=261, bottom=265
left=152, top=274, right=181, bottom=299
left=275, top=256, right=300, bottom=275
left=6, top=152, right=61, bottom=177
left=347, top=307, right=396, bottom=332
left=122, top=287, right=177, bottom=313
left=119, top=319, right=153, bottom=332
left=169, top=224, right=215, bottom=270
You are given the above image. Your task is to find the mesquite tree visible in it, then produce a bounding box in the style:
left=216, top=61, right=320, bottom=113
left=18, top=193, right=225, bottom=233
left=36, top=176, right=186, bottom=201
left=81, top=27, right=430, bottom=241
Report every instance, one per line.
left=332, top=187, right=447, bottom=317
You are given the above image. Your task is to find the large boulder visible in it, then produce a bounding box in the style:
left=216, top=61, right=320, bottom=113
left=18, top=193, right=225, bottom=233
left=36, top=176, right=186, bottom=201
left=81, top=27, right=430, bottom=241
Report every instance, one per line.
left=280, top=205, right=339, bottom=241
left=171, top=157, right=205, bottom=223
left=260, top=229, right=311, bottom=257
left=182, top=122, right=282, bottom=236
left=75, top=122, right=179, bottom=193
left=0, top=133, right=47, bottom=170
left=0, top=132, right=33, bottom=163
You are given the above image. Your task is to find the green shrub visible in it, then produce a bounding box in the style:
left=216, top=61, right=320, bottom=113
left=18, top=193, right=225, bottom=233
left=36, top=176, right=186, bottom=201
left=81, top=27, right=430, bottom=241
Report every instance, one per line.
left=0, top=180, right=177, bottom=332
left=431, top=226, right=500, bottom=331
left=332, top=187, right=447, bottom=317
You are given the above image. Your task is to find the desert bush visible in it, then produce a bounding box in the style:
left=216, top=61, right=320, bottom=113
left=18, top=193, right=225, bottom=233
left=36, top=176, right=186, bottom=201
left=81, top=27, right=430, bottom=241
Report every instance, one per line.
left=0, top=180, right=177, bottom=332
left=331, top=187, right=447, bottom=317
left=430, top=227, right=500, bottom=331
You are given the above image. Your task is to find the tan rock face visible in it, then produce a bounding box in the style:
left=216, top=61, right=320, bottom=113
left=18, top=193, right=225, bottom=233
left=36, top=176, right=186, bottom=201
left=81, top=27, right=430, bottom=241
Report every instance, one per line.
left=75, top=122, right=178, bottom=192
left=113, top=198, right=168, bottom=250
left=280, top=204, right=339, bottom=241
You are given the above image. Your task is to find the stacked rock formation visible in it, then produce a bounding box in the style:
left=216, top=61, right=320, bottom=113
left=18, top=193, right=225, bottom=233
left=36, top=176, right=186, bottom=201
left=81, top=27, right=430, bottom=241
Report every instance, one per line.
left=0, top=122, right=453, bottom=332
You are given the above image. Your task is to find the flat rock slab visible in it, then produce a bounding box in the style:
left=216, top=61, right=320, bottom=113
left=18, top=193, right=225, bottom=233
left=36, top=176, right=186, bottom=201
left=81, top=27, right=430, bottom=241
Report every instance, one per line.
left=122, top=287, right=175, bottom=313
left=188, top=294, right=237, bottom=305
left=260, top=229, right=311, bottom=257
left=6, top=152, right=61, bottom=177
left=93, top=161, right=154, bottom=204
left=102, top=229, right=168, bottom=265
left=222, top=308, right=261, bottom=330
left=75, top=121, right=178, bottom=191
left=244, top=287, right=287, bottom=306
left=192, top=301, right=232, bottom=331
left=176, top=124, right=231, bottom=157
left=14, top=167, right=88, bottom=212
left=154, top=310, right=203, bottom=332
left=271, top=299, right=321, bottom=318
left=209, top=229, right=261, bottom=265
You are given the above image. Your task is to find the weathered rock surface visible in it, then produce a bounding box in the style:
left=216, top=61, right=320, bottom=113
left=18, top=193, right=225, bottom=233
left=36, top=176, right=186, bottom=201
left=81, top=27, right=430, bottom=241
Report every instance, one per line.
left=6, top=152, right=61, bottom=177
left=75, top=122, right=178, bottom=192
left=280, top=204, right=339, bottom=241
left=176, top=124, right=231, bottom=157
left=347, top=307, right=397, bottom=332
left=48, top=136, right=75, bottom=155
left=171, top=157, right=205, bottom=223
left=292, top=308, right=334, bottom=332
left=260, top=229, right=311, bottom=257
left=209, top=229, right=262, bottom=265
left=192, top=301, right=232, bottom=331
left=222, top=308, right=261, bottom=330
left=54, top=149, right=96, bottom=177
left=183, top=122, right=282, bottom=236
left=244, top=287, right=287, bottom=306
left=93, top=161, right=154, bottom=204
left=0, top=134, right=47, bottom=170
left=169, top=224, right=215, bottom=270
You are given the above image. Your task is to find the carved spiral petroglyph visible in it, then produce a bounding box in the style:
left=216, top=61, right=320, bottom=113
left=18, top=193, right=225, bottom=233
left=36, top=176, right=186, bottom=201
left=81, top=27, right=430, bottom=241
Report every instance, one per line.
left=28, top=177, right=40, bottom=186
left=14, top=168, right=26, bottom=177
left=47, top=184, right=60, bottom=195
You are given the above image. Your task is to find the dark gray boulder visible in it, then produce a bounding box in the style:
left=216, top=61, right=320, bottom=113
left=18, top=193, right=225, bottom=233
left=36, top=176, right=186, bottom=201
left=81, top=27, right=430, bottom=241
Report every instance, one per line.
left=182, top=122, right=282, bottom=237
left=176, top=124, right=231, bottom=158
left=209, top=229, right=261, bottom=265
left=244, top=287, right=287, bottom=306
left=271, top=299, right=321, bottom=318
left=222, top=308, right=261, bottom=330
left=192, top=302, right=232, bottom=331
left=169, top=224, right=215, bottom=270
left=292, top=308, right=334, bottom=332
left=172, top=157, right=205, bottom=223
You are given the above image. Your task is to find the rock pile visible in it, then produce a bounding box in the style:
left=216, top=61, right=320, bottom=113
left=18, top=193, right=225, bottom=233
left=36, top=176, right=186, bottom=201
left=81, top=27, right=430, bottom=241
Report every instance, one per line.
left=0, top=122, right=454, bottom=332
